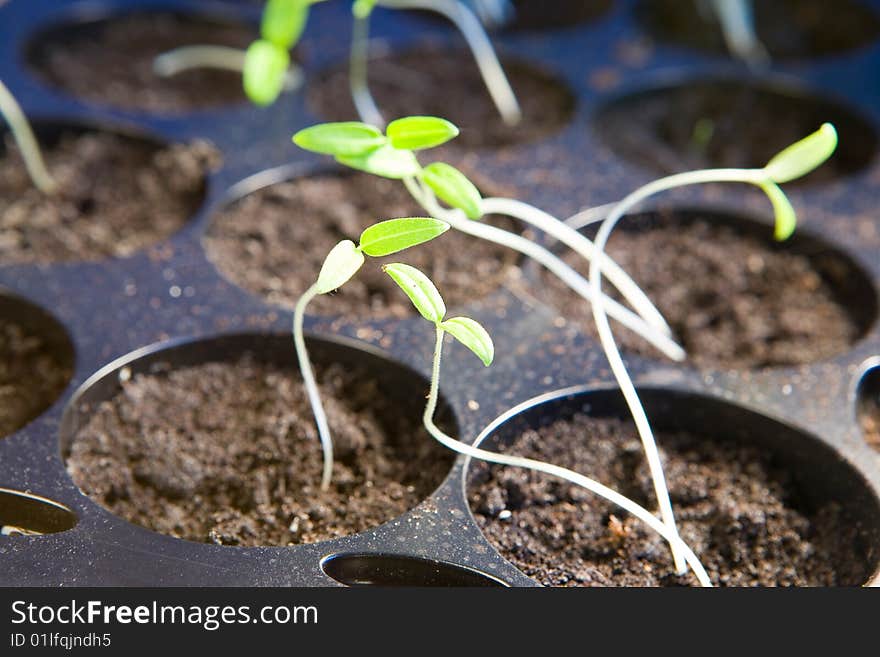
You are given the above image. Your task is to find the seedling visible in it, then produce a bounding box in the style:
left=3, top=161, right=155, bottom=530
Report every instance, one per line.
left=155, top=0, right=521, bottom=126
left=382, top=262, right=712, bottom=586
left=587, top=123, right=839, bottom=573
left=293, top=216, right=450, bottom=489
left=293, top=116, right=687, bottom=362
left=0, top=79, right=56, bottom=194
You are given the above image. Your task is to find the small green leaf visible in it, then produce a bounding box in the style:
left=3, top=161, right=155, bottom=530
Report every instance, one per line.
left=764, top=123, right=838, bottom=184
left=359, top=217, right=450, bottom=257
left=352, top=0, right=378, bottom=19
left=440, top=317, right=494, bottom=366
left=759, top=181, right=797, bottom=241
left=243, top=40, right=290, bottom=106
left=386, top=116, right=460, bottom=151
left=382, top=263, right=446, bottom=323
left=420, top=162, right=483, bottom=219
left=335, top=143, right=421, bottom=179
left=315, top=240, right=365, bottom=294
left=293, top=122, right=386, bottom=157
left=261, top=0, right=308, bottom=49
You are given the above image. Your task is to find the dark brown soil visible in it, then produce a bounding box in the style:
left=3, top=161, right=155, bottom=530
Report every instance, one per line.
left=0, top=318, right=73, bottom=438
left=204, top=171, right=523, bottom=318
left=540, top=211, right=865, bottom=369
left=637, top=0, right=880, bottom=60
left=0, top=128, right=218, bottom=264
left=859, top=372, right=880, bottom=453
left=307, top=49, right=575, bottom=148
left=28, top=12, right=254, bottom=114
left=594, top=80, right=877, bottom=185
left=468, top=413, right=864, bottom=586
left=66, top=355, right=453, bottom=546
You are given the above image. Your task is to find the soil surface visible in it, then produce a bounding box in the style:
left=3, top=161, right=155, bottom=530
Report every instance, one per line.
left=66, top=355, right=453, bottom=546
left=469, top=412, right=866, bottom=586
left=28, top=12, right=254, bottom=114
left=595, top=80, right=876, bottom=184
left=0, top=129, right=217, bottom=264
left=205, top=171, right=523, bottom=318
left=540, top=212, right=864, bottom=369
left=637, top=0, right=880, bottom=60
left=308, top=49, right=574, bottom=148
left=0, top=318, right=72, bottom=438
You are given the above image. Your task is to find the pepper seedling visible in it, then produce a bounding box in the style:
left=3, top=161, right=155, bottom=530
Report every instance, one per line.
left=587, top=123, right=839, bottom=574
left=292, top=116, right=686, bottom=361
left=0, top=78, right=56, bottom=194
left=382, top=261, right=713, bottom=586
left=293, top=216, right=449, bottom=490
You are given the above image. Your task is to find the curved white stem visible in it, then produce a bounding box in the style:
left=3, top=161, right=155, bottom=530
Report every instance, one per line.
left=349, top=14, right=385, bottom=127
left=293, top=284, right=334, bottom=491
left=588, top=167, right=766, bottom=575
left=425, top=327, right=712, bottom=586
left=564, top=201, right=619, bottom=230
left=481, top=197, right=673, bottom=339
left=403, top=177, right=686, bottom=361
left=378, top=0, right=522, bottom=125
left=706, top=0, right=769, bottom=68
left=153, top=45, right=303, bottom=90
left=0, top=79, right=56, bottom=195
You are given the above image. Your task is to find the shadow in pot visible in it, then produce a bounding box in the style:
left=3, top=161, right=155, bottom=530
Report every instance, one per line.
left=466, top=386, right=880, bottom=586
left=0, top=488, right=77, bottom=537
left=857, top=362, right=880, bottom=454
left=321, top=553, right=506, bottom=586
left=60, top=333, right=456, bottom=548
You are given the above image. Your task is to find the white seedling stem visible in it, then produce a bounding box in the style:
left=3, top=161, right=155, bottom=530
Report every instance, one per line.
left=153, top=45, right=303, bottom=90
left=425, top=326, right=712, bottom=586
left=366, top=0, right=522, bottom=126
left=349, top=14, right=385, bottom=127
left=481, top=196, right=674, bottom=339
left=0, top=79, right=56, bottom=194
left=293, top=284, right=334, bottom=491
left=589, top=167, right=767, bottom=575
left=402, top=176, right=686, bottom=361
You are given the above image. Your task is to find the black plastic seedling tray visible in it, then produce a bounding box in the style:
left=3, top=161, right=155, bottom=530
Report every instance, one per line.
left=2, top=0, right=880, bottom=586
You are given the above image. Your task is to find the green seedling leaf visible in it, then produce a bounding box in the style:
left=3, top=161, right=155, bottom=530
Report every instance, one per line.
left=440, top=316, right=494, bottom=366
left=336, top=143, right=421, bottom=179
left=383, top=263, right=446, bottom=323
left=764, top=123, right=838, bottom=184
left=359, top=217, right=450, bottom=257
left=759, top=181, right=796, bottom=241
left=421, top=162, right=483, bottom=219
left=261, top=0, right=308, bottom=49
left=386, top=116, right=460, bottom=151
left=243, top=40, right=290, bottom=106
left=293, top=122, right=386, bottom=157
left=352, top=0, right=378, bottom=19
left=315, top=240, right=365, bottom=294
